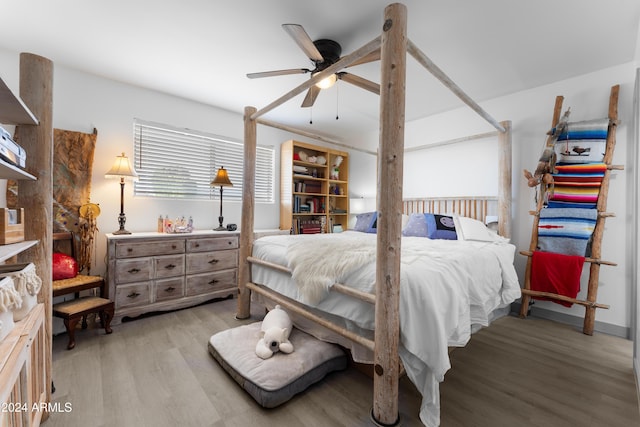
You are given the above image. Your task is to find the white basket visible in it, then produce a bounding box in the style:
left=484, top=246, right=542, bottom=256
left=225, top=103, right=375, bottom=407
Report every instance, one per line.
left=0, top=277, right=18, bottom=341
left=0, top=263, right=41, bottom=321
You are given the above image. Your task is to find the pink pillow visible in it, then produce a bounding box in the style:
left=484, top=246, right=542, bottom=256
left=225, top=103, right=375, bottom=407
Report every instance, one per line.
left=52, top=252, right=78, bottom=280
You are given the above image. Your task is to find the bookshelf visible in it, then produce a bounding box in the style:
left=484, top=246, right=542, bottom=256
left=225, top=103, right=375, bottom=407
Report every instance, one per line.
left=280, top=140, right=349, bottom=234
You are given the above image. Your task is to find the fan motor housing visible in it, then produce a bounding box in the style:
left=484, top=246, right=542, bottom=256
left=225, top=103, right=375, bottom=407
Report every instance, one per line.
left=313, top=39, right=342, bottom=68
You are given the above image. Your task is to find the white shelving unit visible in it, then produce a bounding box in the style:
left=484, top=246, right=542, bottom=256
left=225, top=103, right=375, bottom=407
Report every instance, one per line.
left=0, top=76, right=38, bottom=256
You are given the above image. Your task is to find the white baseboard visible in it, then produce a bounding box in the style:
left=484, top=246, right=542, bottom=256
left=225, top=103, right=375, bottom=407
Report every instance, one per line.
left=510, top=302, right=629, bottom=339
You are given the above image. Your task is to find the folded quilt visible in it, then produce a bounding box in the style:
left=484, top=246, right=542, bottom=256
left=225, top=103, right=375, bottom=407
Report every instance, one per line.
left=549, top=185, right=600, bottom=205
left=537, top=207, right=597, bottom=256
left=531, top=251, right=584, bottom=307
left=554, top=163, right=608, bottom=175
left=549, top=163, right=607, bottom=209
left=554, top=139, right=606, bottom=164
left=556, top=117, right=609, bottom=141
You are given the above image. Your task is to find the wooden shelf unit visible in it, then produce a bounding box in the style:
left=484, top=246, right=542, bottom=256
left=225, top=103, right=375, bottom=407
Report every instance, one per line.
left=280, top=140, right=349, bottom=234
left=0, top=53, right=52, bottom=426
left=0, top=304, right=47, bottom=427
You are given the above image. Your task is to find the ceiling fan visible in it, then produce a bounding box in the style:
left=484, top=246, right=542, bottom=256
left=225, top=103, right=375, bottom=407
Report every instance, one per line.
left=246, top=24, right=380, bottom=108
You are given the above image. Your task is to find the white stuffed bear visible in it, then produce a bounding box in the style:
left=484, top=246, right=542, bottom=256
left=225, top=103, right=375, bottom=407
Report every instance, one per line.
left=255, top=305, right=294, bottom=359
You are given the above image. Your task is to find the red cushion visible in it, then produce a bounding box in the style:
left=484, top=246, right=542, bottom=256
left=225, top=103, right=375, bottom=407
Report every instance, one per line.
left=52, top=252, right=78, bottom=280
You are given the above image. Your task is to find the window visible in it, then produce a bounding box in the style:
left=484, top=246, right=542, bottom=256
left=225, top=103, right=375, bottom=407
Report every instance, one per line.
left=133, top=119, right=274, bottom=203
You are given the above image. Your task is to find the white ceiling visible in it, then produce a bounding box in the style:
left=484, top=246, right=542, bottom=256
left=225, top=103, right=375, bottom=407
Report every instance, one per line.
left=1, top=0, right=639, bottom=143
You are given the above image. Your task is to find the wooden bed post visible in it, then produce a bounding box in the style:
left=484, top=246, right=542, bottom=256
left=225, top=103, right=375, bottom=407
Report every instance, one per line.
left=498, top=120, right=512, bottom=238
left=373, top=3, right=406, bottom=426
left=236, top=106, right=257, bottom=320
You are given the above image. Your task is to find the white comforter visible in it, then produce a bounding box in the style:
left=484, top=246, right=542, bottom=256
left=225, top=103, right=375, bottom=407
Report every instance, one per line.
left=251, top=231, right=521, bottom=427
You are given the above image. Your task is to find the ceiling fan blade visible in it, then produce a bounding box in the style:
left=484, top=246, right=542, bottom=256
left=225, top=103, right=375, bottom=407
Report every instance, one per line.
left=282, top=24, right=324, bottom=62
left=246, top=68, right=311, bottom=79
left=346, top=49, right=381, bottom=67
left=337, top=72, right=380, bottom=95
left=301, top=85, right=321, bottom=108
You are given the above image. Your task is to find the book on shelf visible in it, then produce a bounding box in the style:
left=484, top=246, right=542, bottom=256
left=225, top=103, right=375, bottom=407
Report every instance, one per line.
left=294, top=180, right=322, bottom=194
left=295, top=217, right=323, bottom=234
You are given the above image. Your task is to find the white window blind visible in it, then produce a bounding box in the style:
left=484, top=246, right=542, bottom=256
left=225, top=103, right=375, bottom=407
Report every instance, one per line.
left=133, top=119, right=274, bottom=203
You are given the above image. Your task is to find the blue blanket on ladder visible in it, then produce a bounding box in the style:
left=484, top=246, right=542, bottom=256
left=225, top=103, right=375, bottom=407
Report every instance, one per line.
left=538, top=207, right=597, bottom=256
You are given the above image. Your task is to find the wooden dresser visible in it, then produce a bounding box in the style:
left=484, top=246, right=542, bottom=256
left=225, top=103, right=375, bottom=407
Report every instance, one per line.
left=106, top=231, right=238, bottom=324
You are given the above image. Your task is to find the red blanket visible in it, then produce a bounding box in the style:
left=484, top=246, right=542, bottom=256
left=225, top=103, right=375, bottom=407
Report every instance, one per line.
left=531, top=251, right=585, bottom=307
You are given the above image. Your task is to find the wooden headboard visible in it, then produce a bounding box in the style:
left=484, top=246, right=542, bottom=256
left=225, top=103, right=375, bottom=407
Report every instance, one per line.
left=402, top=196, right=499, bottom=226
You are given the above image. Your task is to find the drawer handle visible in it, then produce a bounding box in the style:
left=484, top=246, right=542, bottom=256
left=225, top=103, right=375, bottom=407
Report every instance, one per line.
left=128, top=268, right=141, bottom=274
left=165, top=286, right=176, bottom=292
left=209, top=279, right=219, bottom=285
left=209, top=259, right=219, bottom=264
left=172, top=245, right=177, bottom=249
left=165, top=264, right=176, bottom=270
left=195, top=243, right=200, bottom=248
left=127, top=248, right=133, bottom=252
left=127, top=291, right=141, bottom=298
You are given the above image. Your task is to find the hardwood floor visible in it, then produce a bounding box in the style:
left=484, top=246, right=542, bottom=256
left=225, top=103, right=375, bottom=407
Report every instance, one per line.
left=47, top=298, right=639, bottom=427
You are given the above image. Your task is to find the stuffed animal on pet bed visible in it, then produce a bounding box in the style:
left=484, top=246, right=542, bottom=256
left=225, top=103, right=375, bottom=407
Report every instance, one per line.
left=255, top=305, right=294, bottom=359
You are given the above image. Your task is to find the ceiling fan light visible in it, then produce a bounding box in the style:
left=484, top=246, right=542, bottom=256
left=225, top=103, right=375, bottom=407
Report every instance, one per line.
left=315, top=73, right=337, bottom=89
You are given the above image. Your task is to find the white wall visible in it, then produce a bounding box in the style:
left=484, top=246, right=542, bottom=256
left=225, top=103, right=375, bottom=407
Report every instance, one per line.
left=357, top=63, right=635, bottom=333
left=1, top=46, right=636, bottom=334
left=0, top=48, right=290, bottom=278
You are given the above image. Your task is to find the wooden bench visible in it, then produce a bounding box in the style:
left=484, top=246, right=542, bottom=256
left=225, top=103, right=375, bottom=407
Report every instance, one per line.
left=52, top=232, right=112, bottom=349
left=52, top=296, right=114, bottom=350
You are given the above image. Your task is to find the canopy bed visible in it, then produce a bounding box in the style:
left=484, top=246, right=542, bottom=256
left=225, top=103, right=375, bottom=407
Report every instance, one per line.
left=235, top=3, right=517, bottom=426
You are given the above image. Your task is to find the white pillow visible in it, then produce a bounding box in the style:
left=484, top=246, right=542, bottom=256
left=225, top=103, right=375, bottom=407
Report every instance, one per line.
left=401, top=214, right=409, bottom=230
left=455, top=216, right=497, bottom=242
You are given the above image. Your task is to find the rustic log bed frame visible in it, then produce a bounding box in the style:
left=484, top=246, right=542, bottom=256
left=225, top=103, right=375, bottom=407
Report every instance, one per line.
left=236, top=3, right=512, bottom=425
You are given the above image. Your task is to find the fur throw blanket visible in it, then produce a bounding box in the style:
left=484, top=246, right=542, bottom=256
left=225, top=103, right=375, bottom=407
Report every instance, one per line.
left=286, top=234, right=376, bottom=305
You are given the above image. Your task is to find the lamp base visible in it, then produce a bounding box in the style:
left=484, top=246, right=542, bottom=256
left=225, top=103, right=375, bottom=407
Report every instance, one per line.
left=112, top=228, right=132, bottom=235
left=213, top=226, right=226, bottom=231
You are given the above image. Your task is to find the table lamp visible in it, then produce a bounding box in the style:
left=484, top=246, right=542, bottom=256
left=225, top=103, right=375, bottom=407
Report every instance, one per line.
left=211, top=166, right=233, bottom=231
left=105, top=152, right=138, bottom=235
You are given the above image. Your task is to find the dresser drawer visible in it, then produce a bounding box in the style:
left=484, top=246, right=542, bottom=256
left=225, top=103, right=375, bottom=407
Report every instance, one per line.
left=115, top=239, right=185, bottom=258
left=154, top=254, right=185, bottom=278
left=115, top=258, right=153, bottom=284
left=115, top=282, right=151, bottom=308
left=186, top=249, right=238, bottom=274
left=155, top=277, right=185, bottom=301
left=186, top=270, right=237, bottom=296
left=187, top=236, right=238, bottom=253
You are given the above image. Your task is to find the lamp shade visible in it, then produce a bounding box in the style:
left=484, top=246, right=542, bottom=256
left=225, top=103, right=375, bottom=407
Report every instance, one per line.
left=210, top=166, right=233, bottom=187
left=313, top=72, right=337, bottom=89
left=105, top=152, right=138, bottom=180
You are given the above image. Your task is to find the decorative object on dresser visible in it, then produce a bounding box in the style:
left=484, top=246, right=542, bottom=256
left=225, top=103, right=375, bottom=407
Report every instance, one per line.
left=210, top=166, right=234, bottom=231
left=107, top=231, right=238, bottom=324
left=105, top=152, right=138, bottom=235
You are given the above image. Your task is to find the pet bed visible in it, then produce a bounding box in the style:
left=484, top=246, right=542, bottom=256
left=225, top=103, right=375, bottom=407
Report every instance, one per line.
left=208, top=321, right=347, bottom=408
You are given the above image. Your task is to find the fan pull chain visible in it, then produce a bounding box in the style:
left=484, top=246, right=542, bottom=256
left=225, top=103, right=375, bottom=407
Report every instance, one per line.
left=336, top=80, right=340, bottom=120
left=309, top=107, right=313, bottom=124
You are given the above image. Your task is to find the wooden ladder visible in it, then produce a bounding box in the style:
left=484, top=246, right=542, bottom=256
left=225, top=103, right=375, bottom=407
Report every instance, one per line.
left=519, top=85, right=622, bottom=335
